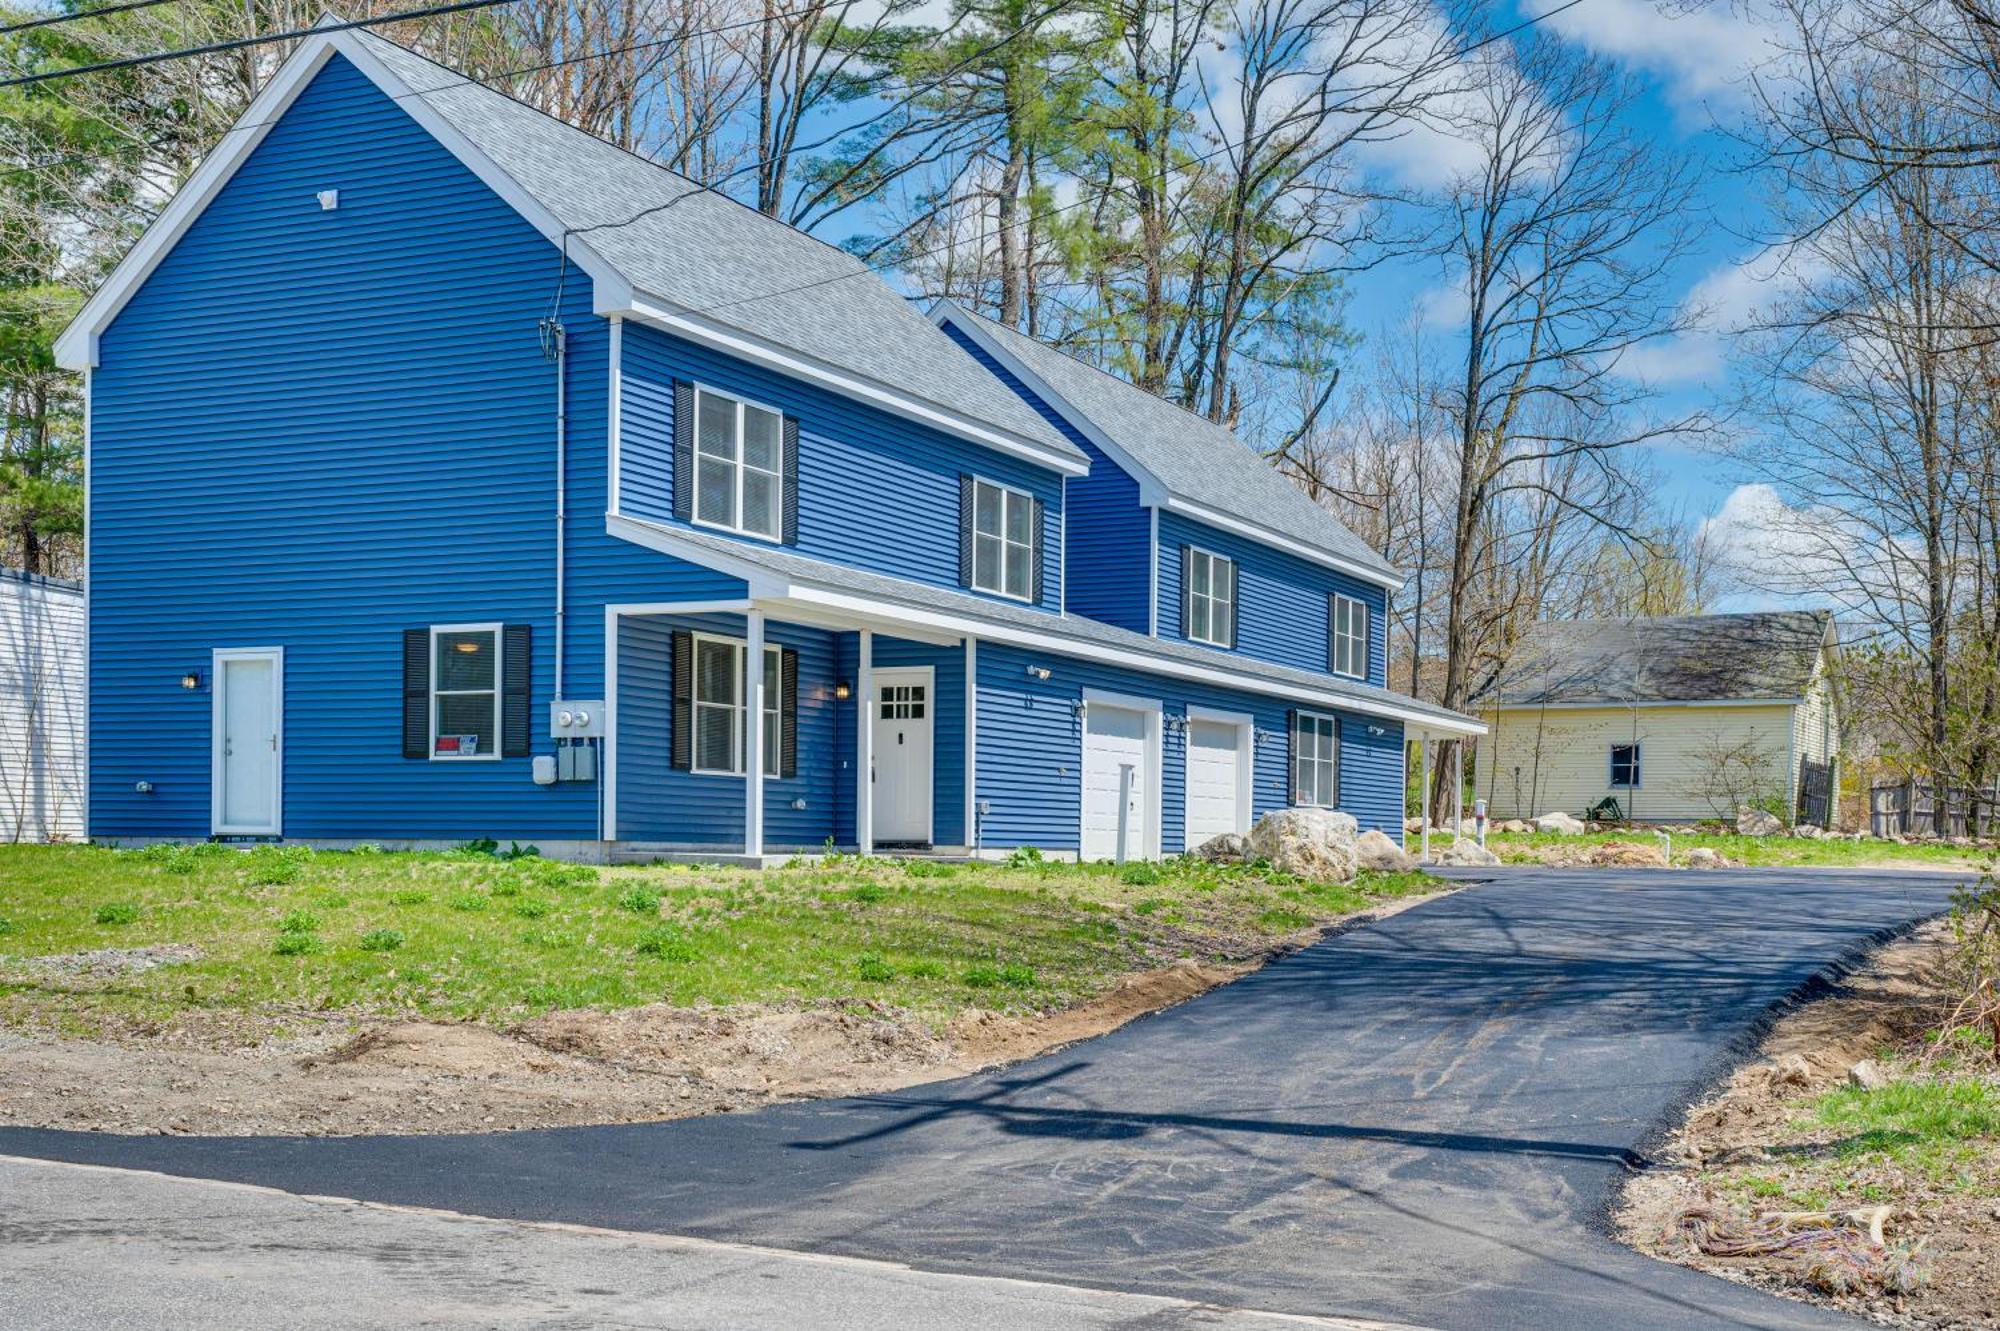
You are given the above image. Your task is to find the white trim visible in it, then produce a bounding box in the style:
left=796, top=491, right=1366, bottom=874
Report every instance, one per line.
left=607, top=316, right=624, bottom=515
left=1058, top=477, right=1067, bottom=615
left=624, top=298, right=1089, bottom=478
left=55, top=31, right=630, bottom=370
left=870, top=665, right=936, bottom=846
left=744, top=611, right=766, bottom=855
left=933, top=302, right=1402, bottom=592
left=604, top=606, right=620, bottom=841
left=1077, top=688, right=1163, bottom=862
left=81, top=367, right=92, bottom=838
left=1484, top=697, right=1804, bottom=713
left=1147, top=508, right=1160, bottom=637
left=1608, top=740, right=1642, bottom=790
left=428, top=622, right=504, bottom=761
left=210, top=646, right=285, bottom=837
left=688, top=381, right=787, bottom=544
left=1292, top=707, right=1341, bottom=809
left=856, top=631, right=873, bottom=854
left=607, top=513, right=1483, bottom=736
left=1184, top=546, right=1234, bottom=648
left=1330, top=591, right=1368, bottom=680
left=1181, top=705, right=1254, bottom=846
left=968, top=475, right=1036, bottom=603
left=964, top=638, right=978, bottom=852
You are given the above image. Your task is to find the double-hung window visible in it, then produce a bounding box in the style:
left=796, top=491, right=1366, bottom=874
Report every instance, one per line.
left=1187, top=549, right=1234, bottom=646
left=1330, top=593, right=1368, bottom=679
left=972, top=478, right=1034, bottom=601
left=693, top=386, right=784, bottom=541
left=430, top=624, right=501, bottom=760
left=1609, top=743, right=1641, bottom=788
left=1293, top=711, right=1339, bottom=807
left=690, top=635, right=782, bottom=777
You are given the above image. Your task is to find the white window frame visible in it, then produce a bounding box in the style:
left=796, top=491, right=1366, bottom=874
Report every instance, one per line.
left=429, top=622, right=502, bottom=762
left=1293, top=709, right=1340, bottom=807
left=1187, top=547, right=1235, bottom=647
left=1331, top=593, right=1368, bottom=679
left=1609, top=742, right=1641, bottom=789
left=689, top=631, right=783, bottom=778
left=690, top=384, right=785, bottom=543
left=970, top=476, right=1035, bottom=602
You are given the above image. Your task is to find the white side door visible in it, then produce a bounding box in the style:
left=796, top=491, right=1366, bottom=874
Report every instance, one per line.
left=1184, top=716, right=1248, bottom=848
left=212, top=648, right=284, bottom=837
left=871, top=669, right=934, bottom=845
left=1082, top=701, right=1155, bottom=861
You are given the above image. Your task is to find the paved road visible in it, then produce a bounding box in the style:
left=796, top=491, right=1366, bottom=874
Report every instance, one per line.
left=0, top=1155, right=1394, bottom=1330
left=0, top=868, right=1962, bottom=1330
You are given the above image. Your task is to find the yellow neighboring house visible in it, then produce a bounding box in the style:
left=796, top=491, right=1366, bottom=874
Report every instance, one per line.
left=1471, top=611, right=1839, bottom=826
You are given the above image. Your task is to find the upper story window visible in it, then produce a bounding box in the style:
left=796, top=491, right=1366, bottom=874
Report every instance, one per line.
left=430, top=623, right=501, bottom=760
left=969, top=477, right=1035, bottom=601
left=691, top=634, right=783, bottom=778
left=1610, top=742, right=1641, bottom=788
left=1293, top=710, right=1339, bottom=806
left=1186, top=548, right=1235, bottom=647
left=1330, top=593, right=1368, bottom=679
left=694, top=386, right=784, bottom=541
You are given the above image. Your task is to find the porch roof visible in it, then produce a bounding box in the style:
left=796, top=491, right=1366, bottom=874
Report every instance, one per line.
left=608, top=514, right=1483, bottom=737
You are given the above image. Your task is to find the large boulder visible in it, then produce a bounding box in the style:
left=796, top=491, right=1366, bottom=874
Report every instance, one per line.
left=1684, top=847, right=1732, bottom=870
left=1246, top=807, right=1359, bottom=883
left=1194, top=832, right=1247, bottom=863
left=1354, top=828, right=1418, bottom=873
left=1534, top=811, right=1587, bottom=836
left=1435, top=839, right=1501, bottom=867
left=1736, top=806, right=1784, bottom=837
left=1794, top=823, right=1825, bottom=840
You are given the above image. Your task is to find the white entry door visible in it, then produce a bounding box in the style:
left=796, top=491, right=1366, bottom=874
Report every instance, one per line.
left=871, top=669, right=934, bottom=845
left=1082, top=699, right=1156, bottom=862
left=1184, top=715, right=1249, bottom=848
left=212, top=648, right=284, bottom=837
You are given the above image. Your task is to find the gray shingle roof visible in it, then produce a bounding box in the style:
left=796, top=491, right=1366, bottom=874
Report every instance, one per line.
left=939, top=304, right=1400, bottom=582
left=1472, top=612, right=1835, bottom=708
left=352, top=33, right=1082, bottom=464
left=634, top=518, right=1476, bottom=731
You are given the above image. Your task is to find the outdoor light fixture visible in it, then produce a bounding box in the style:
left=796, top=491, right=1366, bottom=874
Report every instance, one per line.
left=834, top=681, right=851, bottom=701
left=180, top=670, right=201, bottom=691
left=1367, top=724, right=1387, bottom=737
left=1026, top=664, right=1052, bottom=681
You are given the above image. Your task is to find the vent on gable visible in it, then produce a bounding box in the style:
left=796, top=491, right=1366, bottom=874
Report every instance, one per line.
left=317, top=189, right=340, bottom=211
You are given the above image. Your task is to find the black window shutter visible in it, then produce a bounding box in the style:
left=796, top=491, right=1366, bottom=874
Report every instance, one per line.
left=781, top=415, right=801, bottom=545
left=958, top=475, right=975, bottom=587
left=1030, top=495, right=1045, bottom=604
left=401, top=629, right=429, bottom=759
left=780, top=647, right=799, bottom=778
left=502, top=624, right=532, bottom=757
left=1179, top=546, right=1194, bottom=639
left=672, top=381, right=695, bottom=521
left=1225, top=559, right=1238, bottom=648
left=670, top=630, right=693, bottom=770
left=1287, top=708, right=1301, bottom=805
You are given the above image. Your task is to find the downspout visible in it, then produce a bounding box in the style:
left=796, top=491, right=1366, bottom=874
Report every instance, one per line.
left=541, top=318, right=568, bottom=699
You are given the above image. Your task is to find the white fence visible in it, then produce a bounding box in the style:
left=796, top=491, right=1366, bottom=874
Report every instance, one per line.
left=0, top=571, right=84, bottom=842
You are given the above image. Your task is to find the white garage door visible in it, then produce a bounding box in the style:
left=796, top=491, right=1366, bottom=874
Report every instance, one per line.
left=1082, top=702, right=1154, bottom=862
left=1184, top=718, right=1245, bottom=848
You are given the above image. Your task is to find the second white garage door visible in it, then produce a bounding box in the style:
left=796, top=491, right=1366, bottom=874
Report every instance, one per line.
left=1082, top=700, right=1157, bottom=861
left=1184, top=715, right=1249, bottom=848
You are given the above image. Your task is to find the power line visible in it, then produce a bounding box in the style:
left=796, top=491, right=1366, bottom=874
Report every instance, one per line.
left=2, top=0, right=191, bottom=36
left=0, top=0, right=518, bottom=87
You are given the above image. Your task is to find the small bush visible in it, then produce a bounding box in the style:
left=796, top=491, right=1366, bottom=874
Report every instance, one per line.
left=902, top=860, right=955, bottom=879
left=1119, top=862, right=1162, bottom=886
left=1004, top=846, right=1045, bottom=869
left=358, top=928, right=405, bottom=953
left=856, top=953, right=896, bottom=982
left=272, top=931, right=322, bottom=956
left=457, top=838, right=501, bottom=857
left=448, top=892, right=489, bottom=913
left=94, top=901, right=139, bottom=926
left=962, top=963, right=1001, bottom=988
left=848, top=883, right=888, bottom=904
left=0, top=916, right=17, bottom=936
left=635, top=925, right=698, bottom=961
left=512, top=898, right=553, bottom=919
left=389, top=889, right=430, bottom=907
left=617, top=886, right=662, bottom=914
left=997, top=962, right=1036, bottom=988
left=277, top=910, right=321, bottom=934
left=906, top=958, right=945, bottom=979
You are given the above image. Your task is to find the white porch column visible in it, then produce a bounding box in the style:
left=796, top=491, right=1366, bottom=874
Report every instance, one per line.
left=744, top=610, right=766, bottom=860
left=964, top=637, right=977, bottom=853
left=1419, top=732, right=1431, bottom=864
left=856, top=630, right=873, bottom=854
left=1452, top=738, right=1464, bottom=847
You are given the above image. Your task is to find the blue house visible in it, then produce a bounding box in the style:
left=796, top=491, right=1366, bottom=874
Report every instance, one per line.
left=55, top=26, right=1481, bottom=861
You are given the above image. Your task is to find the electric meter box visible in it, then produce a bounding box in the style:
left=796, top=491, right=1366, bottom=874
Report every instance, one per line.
left=549, top=700, right=605, bottom=739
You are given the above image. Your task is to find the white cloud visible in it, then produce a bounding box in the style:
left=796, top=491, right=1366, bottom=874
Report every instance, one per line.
left=1544, top=0, right=1779, bottom=119
left=1609, top=247, right=1824, bottom=385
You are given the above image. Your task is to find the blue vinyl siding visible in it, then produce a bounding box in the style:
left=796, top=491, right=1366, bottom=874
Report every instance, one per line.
left=613, top=614, right=839, bottom=847
left=88, top=53, right=736, bottom=843
left=1156, top=512, right=1390, bottom=685
left=617, top=322, right=1064, bottom=612
left=936, top=322, right=1149, bottom=630
left=972, top=639, right=1402, bottom=854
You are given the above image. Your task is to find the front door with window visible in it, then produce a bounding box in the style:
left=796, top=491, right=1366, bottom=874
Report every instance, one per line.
left=213, top=648, right=283, bottom=836
left=871, top=669, right=934, bottom=845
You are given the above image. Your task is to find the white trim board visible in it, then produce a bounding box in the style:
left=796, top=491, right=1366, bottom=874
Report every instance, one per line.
left=210, top=646, right=285, bottom=838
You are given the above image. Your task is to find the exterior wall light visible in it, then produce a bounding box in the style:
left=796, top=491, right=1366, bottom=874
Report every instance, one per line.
left=180, top=670, right=202, bottom=691
left=834, top=681, right=851, bottom=701
left=1026, top=665, right=1052, bottom=681
left=1367, top=724, right=1387, bottom=737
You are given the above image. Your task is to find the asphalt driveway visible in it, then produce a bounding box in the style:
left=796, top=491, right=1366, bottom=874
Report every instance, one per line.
left=0, top=867, right=1963, bottom=1330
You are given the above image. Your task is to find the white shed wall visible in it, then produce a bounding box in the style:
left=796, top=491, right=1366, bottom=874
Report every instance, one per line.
left=0, top=573, right=85, bottom=842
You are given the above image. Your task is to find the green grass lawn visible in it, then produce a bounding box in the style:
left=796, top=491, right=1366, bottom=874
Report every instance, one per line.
left=1479, top=828, right=1990, bottom=868
left=0, top=842, right=1437, bottom=1037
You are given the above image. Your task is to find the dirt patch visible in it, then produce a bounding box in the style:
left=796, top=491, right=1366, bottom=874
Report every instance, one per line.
left=9, top=944, right=204, bottom=979
left=1617, top=919, right=2000, bottom=1330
